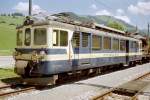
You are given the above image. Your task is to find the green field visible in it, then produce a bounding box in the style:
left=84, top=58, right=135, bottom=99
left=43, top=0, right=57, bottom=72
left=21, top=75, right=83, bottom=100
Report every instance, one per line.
left=0, top=68, right=18, bottom=79
left=0, top=16, right=24, bottom=55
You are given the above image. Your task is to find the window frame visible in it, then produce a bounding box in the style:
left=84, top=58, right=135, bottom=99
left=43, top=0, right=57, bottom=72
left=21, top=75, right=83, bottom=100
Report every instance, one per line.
left=34, top=28, right=47, bottom=46
left=113, top=38, right=119, bottom=50
left=103, top=36, right=111, bottom=50
left=17, top=30, right=23, bottom=46
left=72, top=32, right=80, bottom=48
left=120, top=40, right=126, bottom=51
left=82, top=32, right=89, bottom=48
left=24, top=28, right=31, bottom=46
left=52, top=29, right=68, bottom=47
left=92, top=35, right=102, bottom=50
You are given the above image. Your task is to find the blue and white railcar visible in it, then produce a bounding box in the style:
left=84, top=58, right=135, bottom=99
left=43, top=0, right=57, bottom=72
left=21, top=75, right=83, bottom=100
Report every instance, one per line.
left=13, top=17, right=142, bottom=80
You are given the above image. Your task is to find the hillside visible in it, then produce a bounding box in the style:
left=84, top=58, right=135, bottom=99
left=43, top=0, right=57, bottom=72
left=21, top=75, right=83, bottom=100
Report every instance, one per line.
left=0, top=16, right=24, bottom=55
left=53, top=12, right=138, bottom=32
left=0, top=12, right=147, bottom=55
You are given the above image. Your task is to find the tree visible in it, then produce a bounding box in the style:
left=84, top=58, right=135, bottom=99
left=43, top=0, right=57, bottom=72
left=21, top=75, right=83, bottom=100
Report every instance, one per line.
left=11, top=12, right=24, bottom=17
left=107, top=21, right=125, bottom=31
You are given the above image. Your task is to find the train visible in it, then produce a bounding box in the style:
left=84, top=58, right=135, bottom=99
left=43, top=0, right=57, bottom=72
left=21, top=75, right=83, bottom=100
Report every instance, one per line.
left=13, top=15, right=150, bottom=85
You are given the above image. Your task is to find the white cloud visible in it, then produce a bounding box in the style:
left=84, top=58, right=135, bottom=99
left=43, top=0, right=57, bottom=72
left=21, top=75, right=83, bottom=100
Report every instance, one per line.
left=115, top=15, right=131, bottom=23
left=13, top=2, right=46, bottom=14
left=95, top=9, right=131, bottom=23
left=13, top=2, right=28, bottom=12
left=128, top=1, right=150, bottom=15
left=115, top=9, right=131, bottom=23
left=95, top=10, right=111, bottom=16
left=90, top=4, right=98, bottom=10
left=116, top=9, right=124, bottom=15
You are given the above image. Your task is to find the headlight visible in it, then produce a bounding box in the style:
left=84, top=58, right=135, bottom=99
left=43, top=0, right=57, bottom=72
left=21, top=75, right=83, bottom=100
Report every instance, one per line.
left=39, top=50, right=46, bottom=59
left=40, top=50, right=46, bottom=55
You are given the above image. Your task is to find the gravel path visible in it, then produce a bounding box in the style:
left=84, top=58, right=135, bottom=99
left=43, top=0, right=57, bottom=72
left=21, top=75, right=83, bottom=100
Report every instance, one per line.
left=0, top=56, right=14, bottom=68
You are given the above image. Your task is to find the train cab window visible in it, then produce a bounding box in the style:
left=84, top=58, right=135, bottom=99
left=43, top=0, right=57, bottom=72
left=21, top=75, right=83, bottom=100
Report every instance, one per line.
left=92, top=35, right=102, bottom=50
left=24, top=28, right=31, bottom=46
left=120, top=40, right=126, bottom=51
left=103, top=37, right=111, bottom=50
left=34, top=28, right=47, bottom=45
left=72, top=32, right=80, bottom=48
left=82, top=33, right=89, bottom=47
left=17, top=30, right=23, bottom=46
left=53, top=30, right=59, bottom=46
left=53, top=29, right=68, bottom=46
left=60, top=30, right=68, bottom=46
left=113, top=38, right=119, bottom=50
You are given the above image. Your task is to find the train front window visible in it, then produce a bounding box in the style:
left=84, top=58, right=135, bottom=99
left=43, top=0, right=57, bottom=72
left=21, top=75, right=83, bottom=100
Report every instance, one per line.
left=17, top=30, right=23, bottom=46
left=34, top=28, right=47, bottom=45
left=25, top=28, right=31, bottom=46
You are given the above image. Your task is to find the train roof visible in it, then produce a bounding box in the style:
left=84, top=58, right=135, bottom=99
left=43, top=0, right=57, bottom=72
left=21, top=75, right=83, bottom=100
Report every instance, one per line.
left=16, top=16, right=140, bottom=42
left=17, top=16, right=125, bottom=34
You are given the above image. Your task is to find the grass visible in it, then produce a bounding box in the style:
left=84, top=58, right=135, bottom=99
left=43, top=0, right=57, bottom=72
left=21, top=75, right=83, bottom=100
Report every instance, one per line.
left=0, top=68, right=18, bottom=79
left=0, top=16, right=24, bottom=55
left=0, top=50, right=13, bottom=56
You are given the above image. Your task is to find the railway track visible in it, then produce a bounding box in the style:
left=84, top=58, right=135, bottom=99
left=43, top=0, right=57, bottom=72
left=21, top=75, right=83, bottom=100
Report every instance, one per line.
left=0, top=84, right=36, bottom=99
left=0, top=64, right=149, bottom=99
left=92, top=72, right=150, bottom=100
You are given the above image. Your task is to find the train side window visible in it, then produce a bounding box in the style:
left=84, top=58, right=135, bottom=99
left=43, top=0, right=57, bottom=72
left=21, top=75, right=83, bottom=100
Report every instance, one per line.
left=53, top=29, right=68, bottom=46
left=17, top=30, right=23, bottom=46
left=103, top=37, right=111, bottom=50
left=53, top=30, right=59, bottom=46
left=113, top=38, right=119, bottom=50
left=72, top=32, right=80, bottom=48
left=140, top=43, right=142, bottom=49
left=24, top=28, right=31, bottom=46
left=135, top=42, right=138, bottom=51
left=120, top=40, right=126, bottom=51
left=34, top=28, right=47, bottom=45
left=135, top=42, right=138, bottom=48
left=60, top=30, right=68, bottom=46
left=130, top=41, right=133, bottom=48
left=131, top=41, right=135, bottom=48
left=92, top=35, right=102, bottom=50
left=132, top=42, right=135, bottom=48
left=82, top=33, right=89, bottom=47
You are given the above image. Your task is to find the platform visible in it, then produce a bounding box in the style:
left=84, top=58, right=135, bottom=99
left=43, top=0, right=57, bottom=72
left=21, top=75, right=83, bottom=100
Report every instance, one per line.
left=9, top=63, right=150, bottom=100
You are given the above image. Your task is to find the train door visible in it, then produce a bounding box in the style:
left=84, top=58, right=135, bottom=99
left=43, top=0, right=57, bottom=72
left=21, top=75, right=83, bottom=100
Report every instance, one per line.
left=71, top=32, right=80, bottom=71
left=126, top=40, right=129, bottom=64
left=79, top=32, right=91, bottom=66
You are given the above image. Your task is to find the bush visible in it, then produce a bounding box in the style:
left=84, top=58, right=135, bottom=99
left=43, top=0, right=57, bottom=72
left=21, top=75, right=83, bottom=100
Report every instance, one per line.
left=11, top=12, right=24, bottom=17
left=0, top=21, right=6, bottom=24
left=9, top=23, right=15, bottom=26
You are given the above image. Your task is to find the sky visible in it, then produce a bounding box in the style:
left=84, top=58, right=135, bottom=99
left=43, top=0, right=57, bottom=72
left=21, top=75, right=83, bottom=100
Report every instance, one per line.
left=0, top=0, right=150, bottom=29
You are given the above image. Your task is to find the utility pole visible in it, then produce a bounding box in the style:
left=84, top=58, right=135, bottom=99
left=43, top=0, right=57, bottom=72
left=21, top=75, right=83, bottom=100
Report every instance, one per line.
left=148, top=23, right=150, bottom=53
left=29, top=0, right=32, bottom=16
left=148, top=23, right=150, bottom=38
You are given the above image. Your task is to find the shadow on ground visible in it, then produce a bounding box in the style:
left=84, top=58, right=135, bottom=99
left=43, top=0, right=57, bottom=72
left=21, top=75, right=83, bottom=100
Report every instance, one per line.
left=1, top=77, right=22, bottom=85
